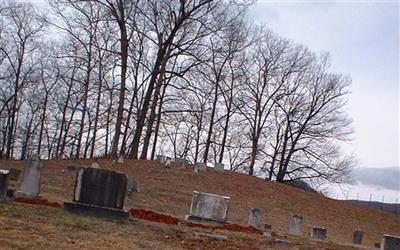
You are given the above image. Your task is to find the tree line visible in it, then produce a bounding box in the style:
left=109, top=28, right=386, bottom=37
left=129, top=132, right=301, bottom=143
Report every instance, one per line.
left=0, top=0, right=356, bottom=187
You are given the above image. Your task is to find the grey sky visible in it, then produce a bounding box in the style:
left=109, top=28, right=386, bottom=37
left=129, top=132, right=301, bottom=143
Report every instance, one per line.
left=249, top=1, right=399, bottom=168
left=248, top=1, right=399, bottom=201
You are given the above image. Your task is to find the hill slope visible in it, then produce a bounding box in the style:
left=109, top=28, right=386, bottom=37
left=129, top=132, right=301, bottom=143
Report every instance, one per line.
left=1, top=159, right=399, bottom=249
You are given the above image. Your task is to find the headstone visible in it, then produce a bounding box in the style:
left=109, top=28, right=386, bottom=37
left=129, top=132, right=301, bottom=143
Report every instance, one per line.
left=263, top=224, right=272, bottom=237
left=164, top=157, right=172, bottom=167
left=8, top=168, right=21, bottom=181
left=16, top=154, right=43, bottom=198
left=311, top=227, right=327, bottom=240
left=156, top=155, right=166, bottom=164
left=91, top=162, right=101, bottom=169
left=289, top=215, right=302, bottom=235
left=186, top=191, right=230, bottom=224
left=127, top=179, right=139, bottom=196
left=194, top=162, right=207, bottom=172
left=381, top=235, right=400, bottom=250
left=353, top=230, right=363, bottom=244
left=248, top=208, right=263, bottom=228
left=63, top=168, right=129, bottom=220
left=0, top=169, right=10, bottom=202
left=214, top=163, right=224, bottom=172
left=117, top=154, right=124, bottom=164
left=175, top=158, right=187, bottom=168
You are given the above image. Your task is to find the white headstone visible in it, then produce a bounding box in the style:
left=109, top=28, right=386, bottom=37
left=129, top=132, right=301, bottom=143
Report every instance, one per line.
left=187, top=191, right=231, bottom=223
left=16, top=154, right=43, bottom=198
left=117, top=154, right=124, bottom=164
left=194, top=162, right=207, bottom=172
left=248, top=208, right=263, bottom=228
left=91, top=162, right=101, bottom=169
left=289, top=215, right=302, bottom=235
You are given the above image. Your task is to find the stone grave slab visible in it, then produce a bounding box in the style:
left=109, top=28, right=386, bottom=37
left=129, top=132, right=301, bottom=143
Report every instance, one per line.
left=311, top=227, right=327, bottom=240
left=381, top=234, right=400, bottom=250
left=289, top=215, right=302, bottom=235
left=186, top=191, right=230, bottom=224
left=127, top=179, right=139, bottom=196
left=0, top=169, right=10, bottom=202
left=16, top=154, right=43, bottom=198
left=248, top=208, right=263, bottom=228
left=353, top=230, right=363, bottom=244
left=63, top=168, right=129, bottom=220
left=194, top=162, right=207, bottom=172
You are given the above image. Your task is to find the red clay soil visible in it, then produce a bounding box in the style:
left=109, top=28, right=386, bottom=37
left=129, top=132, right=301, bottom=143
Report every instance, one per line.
left=129, top=208, right=180, bottom=225
left=14, top=196, right=62, bottom=208
left=130, top=208, right=263, bottom=235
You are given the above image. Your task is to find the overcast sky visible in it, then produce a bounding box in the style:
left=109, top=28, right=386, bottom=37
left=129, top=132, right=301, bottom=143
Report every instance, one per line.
left=249, top=1, right=399, bottom=202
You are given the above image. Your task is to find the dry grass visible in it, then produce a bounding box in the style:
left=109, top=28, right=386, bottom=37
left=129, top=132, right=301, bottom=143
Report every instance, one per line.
left=1, top=159, right=399, bottom=249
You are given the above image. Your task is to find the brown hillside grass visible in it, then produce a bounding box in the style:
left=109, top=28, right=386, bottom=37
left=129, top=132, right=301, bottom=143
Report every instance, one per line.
left=1, top=159, right=399, bottom=249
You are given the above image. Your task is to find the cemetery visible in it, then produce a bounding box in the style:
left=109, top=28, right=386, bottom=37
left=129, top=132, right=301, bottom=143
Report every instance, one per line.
left=0, top=158, right=399, bottom=249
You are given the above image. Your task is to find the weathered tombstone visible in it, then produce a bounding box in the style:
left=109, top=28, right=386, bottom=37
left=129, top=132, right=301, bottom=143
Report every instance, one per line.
left=8, top=168, right=21, bottom=181
left=126, top=179, right=139, bottom=196
left=117, top=154, right=124, bottom=164
left=16, top=154, right=43, bottom=198
left=64, top=168, right=129, bottom=220
left=311, top=227, right=327, bottom=240
left=0, top=169, right=10, bottom=202
left=353, top=230, right=363, bottom=244
left=186, top=191, right=230, bottom=224
left=164, top=157, right=172, bottom=167
left=381, top=234, right=400, bottom=250
left=156, top=155, right=166, bottom=164
left=263, top=224, right=272, bottom=237
left=248, top=208, right=263, bottom=228
left=175, top=158, right=187, bottom=168
left=289, top=215, right=302, bottom=235
left=214, top=163, right=224, bottom=172
left=194, top=162, right=207, bottom=172
left=91, top=162, right=101, bottom=169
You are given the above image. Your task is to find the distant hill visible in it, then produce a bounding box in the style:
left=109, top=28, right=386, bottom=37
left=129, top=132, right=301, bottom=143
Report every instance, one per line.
left=345, top=200, right=400, bottom=214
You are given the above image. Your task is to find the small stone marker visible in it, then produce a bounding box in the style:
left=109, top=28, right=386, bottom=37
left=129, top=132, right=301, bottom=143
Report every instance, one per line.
left=164, top=157, right=172, bottom=167
left=311, top=227, right=327, bottom=240
left=194, top=162, right=207, bottom=172
left=353, top=230, right=363, bottom=244
left=0, top=169, right=10, bottom=202
left=117, top=154, right=124, bottom=164
left=289, top=215, right=302, bottom=235
left=248, top=208, right=263, bottom=228
left=156, top=155, right=166, bottom=164
left=175, top=158, right=187, bottom=168
left=63, top=168, right=129, bottom=220
left=90, top=162, right=101, bottom=169
left=186, top=191, right=230, bottom=224
left=263, top=224, right=272, bottom=237
left=127, top=179, right=139, bottom=196
left=16, top=154, right=43, bottom=198
left=214, top=163, right=224, bottom=172
left=381, top=234, right=400, bottom=250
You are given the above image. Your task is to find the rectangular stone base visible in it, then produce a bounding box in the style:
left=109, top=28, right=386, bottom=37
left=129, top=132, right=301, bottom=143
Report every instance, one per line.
left=15, top=191, right=40, bottom=199
left=185, top=215, right=227, bottom=225
left=64, top=202, right=130, bottom=221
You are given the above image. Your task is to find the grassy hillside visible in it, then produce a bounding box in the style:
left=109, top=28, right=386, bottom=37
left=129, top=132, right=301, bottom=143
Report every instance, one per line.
left=1, top=159, right=399, bottom=249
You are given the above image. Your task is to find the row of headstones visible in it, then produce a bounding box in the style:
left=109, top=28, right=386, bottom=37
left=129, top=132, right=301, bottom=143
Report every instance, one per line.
left=156, top=155, right=225, bottom=172
left=1, top=156, right=399, bottom=250
left=187, top=191, right=400, bottom=250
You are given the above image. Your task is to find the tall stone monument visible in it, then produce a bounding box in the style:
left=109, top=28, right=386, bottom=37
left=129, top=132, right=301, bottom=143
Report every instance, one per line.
left=248, top=208, right=263, bottom=228
left=16, top=154, right=43, bottom=198
left=186, top=191, right=230, bottom=224
left=64, top=168, right=129, bottom=220
left=289, top=215, right=302, bottom=235
left=0, top=169, right=10, bottom=202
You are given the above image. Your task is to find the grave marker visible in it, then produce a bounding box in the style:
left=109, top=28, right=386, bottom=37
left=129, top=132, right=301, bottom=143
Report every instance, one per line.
left=64, top=168, right=129, bottom=220
left=248, top=208, right=263, bottom=228
left=186, top=191, right=230, bottom=224
left=16, top=154, right=43, bottom=198
left=311, top=227, right=327, bottom=240
left=289, top=215, right=302, bottom=235
left=214, top=163, right=224, bottom=172
left=381, top=234, right=400, bottom=250
left=0, top=169, right=10, bottom=202
left=353, top=230, right=363, bottom=245
left=194, top=162, right=207, bottom=172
